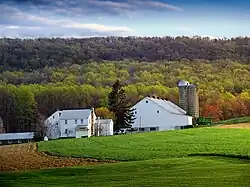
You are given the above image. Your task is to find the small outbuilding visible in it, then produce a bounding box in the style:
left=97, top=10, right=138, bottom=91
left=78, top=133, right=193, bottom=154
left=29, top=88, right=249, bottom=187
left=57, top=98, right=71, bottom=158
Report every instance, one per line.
left=0, top=132, right=34, bottom=145
left=94, top=119, right=114, bottom=136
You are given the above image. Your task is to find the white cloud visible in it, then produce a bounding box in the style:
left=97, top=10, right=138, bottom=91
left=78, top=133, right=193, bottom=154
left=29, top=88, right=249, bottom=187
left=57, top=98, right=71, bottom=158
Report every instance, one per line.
left=0, top=3, right=134, bottom=37
left=0, top=0, right=182, bottom=38
left=4, top=25, right=41, bottom=30
left=63, top=23, right=133, bottom=32
left=89, top=0, right=132, bottom=9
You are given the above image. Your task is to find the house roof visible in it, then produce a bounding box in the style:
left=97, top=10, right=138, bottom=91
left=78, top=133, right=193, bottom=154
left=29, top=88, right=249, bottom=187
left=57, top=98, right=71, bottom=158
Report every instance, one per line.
left=60, top=109, right=92, bottom=120
left=142, top=97, right=187, bottom=116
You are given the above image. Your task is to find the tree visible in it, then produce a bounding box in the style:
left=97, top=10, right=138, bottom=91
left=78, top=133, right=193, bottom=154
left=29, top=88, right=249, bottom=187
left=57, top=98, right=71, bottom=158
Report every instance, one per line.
left=0, top=86, right=15, bottom=132
left=95, top=107, right=115, bottom=120
left=14, top=87, right=39, bottom=132
left=108, top=80, right=136, bottom=130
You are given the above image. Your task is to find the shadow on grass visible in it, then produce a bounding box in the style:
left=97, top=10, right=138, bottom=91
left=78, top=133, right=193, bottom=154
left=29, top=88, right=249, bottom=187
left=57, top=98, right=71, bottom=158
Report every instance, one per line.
left=42, top=151, right=119, bottom=162
left=188, top=153, right=250, bottom=161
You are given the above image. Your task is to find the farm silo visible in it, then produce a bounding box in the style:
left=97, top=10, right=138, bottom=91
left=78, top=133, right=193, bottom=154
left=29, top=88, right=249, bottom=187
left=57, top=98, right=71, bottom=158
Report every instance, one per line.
left=177, top=80, right=189, bottom=111
left=187, top=84, right=199, bottom=118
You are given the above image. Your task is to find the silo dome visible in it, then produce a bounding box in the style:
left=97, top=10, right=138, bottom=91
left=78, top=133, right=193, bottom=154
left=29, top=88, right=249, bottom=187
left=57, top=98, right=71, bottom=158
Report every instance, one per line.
left=178, top=80, right=190, bottom=87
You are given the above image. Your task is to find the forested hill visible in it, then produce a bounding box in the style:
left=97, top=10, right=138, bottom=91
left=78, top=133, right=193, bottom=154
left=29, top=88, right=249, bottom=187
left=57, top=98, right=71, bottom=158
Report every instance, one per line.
left=1, top=36, right=250, bottom=71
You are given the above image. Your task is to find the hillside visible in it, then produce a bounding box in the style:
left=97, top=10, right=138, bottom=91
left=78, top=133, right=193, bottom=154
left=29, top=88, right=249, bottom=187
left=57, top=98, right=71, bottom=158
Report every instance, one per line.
left=215, top=116, right=250, bottom=125
left=1, top=36, right=250, bottom=71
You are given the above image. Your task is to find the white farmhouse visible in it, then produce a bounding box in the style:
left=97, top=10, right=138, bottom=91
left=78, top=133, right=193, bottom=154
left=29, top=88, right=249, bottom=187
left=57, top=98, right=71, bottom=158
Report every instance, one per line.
left=131, top=96, right=193, bottom=132
left=44, top=108, right=96, bottom=139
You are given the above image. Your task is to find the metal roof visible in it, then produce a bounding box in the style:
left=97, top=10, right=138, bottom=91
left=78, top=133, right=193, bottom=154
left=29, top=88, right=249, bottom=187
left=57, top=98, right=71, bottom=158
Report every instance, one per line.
left=60, top=109, right=91, bottom=120
left=178, top=80, right=190, bottom=87
left=0, top=132, right=34, bottom=141
left=146, top=97, right=187, bottom=115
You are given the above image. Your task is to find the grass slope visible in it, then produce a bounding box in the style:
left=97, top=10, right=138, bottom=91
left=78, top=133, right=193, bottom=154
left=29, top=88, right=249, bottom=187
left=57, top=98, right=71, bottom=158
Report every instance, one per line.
left=39, top=128, right=250, bottom=161
left=214, top=116, right=250, bottom=125
left=3, top=128, right=250, bottom=187
left=1, top=156, right=250, bottom=187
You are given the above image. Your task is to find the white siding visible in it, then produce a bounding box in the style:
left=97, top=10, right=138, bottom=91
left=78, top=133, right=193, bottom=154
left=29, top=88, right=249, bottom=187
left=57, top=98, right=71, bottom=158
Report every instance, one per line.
left=60, top=119, right=88, bottom=138
left=76, top=130, right=88, bottom=138
left=98, top=120, right=113, bottom=136
left=132, top=98, right=192, bottom=131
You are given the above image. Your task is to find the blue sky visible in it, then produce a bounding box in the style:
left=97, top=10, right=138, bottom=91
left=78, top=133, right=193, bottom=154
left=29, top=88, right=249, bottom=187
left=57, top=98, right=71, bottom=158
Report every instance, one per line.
left=0, top=0, right=249, bottom=38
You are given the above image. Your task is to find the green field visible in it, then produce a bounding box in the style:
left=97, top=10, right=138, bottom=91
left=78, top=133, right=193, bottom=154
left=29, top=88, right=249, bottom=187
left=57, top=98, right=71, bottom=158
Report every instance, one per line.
left=1, top=157, right=250, bottom=187
left=214, top=116, right=250, bottom=125
left=38, top=128, right=250, bottom=161
left=2, top=128, right=250, bottom=187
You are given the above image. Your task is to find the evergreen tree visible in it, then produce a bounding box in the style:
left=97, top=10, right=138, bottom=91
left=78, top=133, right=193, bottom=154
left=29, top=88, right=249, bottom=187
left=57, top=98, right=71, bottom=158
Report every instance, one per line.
left=108, top=80, right=136, bottom=130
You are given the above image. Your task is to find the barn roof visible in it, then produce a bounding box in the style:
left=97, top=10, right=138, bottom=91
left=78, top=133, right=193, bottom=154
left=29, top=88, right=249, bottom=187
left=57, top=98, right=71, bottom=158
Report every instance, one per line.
left=60, top=109, right=92, bottom=120
left=137, top=97, right=187, bottom=116
left=0, top=132, right=34, bottom=141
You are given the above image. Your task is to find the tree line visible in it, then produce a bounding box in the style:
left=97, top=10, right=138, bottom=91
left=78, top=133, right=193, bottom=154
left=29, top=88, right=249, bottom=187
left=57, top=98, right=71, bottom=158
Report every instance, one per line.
left=0, top=78, right=249, bottom=134
left=1, top=36, right=250, bottom=71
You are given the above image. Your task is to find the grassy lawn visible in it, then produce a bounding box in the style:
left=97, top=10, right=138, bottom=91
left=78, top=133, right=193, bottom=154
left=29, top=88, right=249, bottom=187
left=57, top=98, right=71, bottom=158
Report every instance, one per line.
left=214, top=116, right=250, bottom=125
left=39, top=128, right=250, bottom=161
left=1, top=156, right=250, bottom=187
left=3, top=128, right=250, bottom=187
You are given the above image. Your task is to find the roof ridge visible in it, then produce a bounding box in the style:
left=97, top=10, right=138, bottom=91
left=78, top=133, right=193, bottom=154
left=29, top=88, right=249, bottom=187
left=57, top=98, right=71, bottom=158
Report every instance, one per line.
left=148, top=97, right=186, bottom=116
left=148, top=97, right=175, bottom=114
left=166, top=101, right=186, bottom=114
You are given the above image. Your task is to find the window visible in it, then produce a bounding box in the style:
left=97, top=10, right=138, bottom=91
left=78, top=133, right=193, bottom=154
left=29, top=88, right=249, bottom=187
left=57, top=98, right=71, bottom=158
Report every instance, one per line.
left=157, top=110, right=159, bottom=113
left=53, top=115, right=55, bottom=119
left=75, top=119, right=77, bottom=124
left=65, top=120, right=67, bottom=124
left=65, top=129, right=68, bottom=134
left=150, top=127, right=156, bottom=131
left=59, top=113, right=61, bottom=116
left=134, top=111, right=137, bottom=114
left=146, top=100, right=148, bottom=103
left=81, top=119, right=84, bottom=124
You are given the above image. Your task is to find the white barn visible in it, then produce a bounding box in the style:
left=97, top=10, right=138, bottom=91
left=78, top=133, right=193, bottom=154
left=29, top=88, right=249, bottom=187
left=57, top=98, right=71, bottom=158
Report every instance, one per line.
left=131, top=97, right=193, bottom=132
left=44, top=109, right=97, bottom=139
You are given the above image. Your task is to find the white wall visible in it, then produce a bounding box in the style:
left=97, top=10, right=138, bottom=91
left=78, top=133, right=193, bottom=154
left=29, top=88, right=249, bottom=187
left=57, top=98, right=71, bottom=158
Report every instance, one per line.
left=45, top=109, right=100, bottom=139
left=98, top=121, right=113, bottom=136
left=60, top=119, right=88, bottom=138
left=132, top=98, right=192, bottom=131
